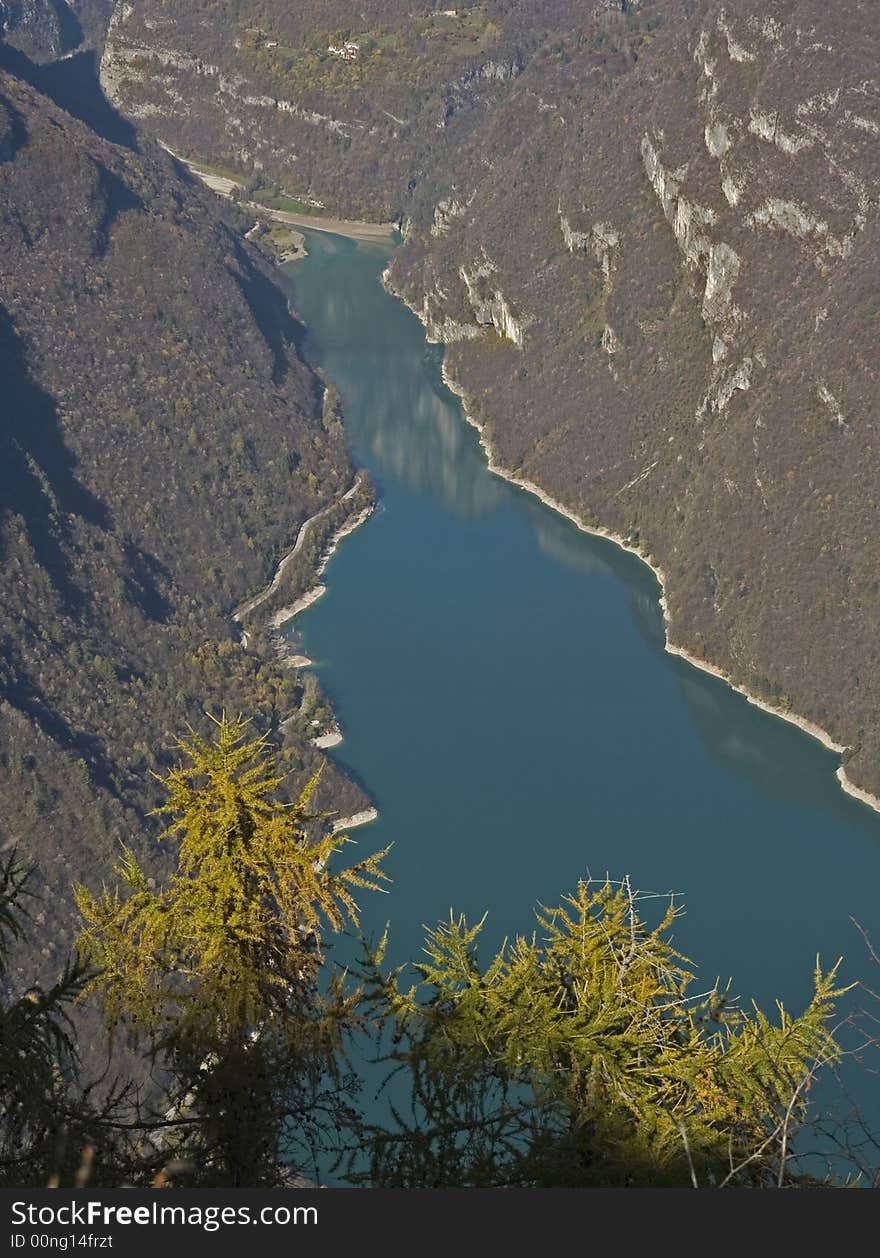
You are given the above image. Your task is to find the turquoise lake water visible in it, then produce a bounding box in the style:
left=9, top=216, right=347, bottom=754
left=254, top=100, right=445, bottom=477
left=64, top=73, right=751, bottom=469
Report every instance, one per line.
left=284, top=229, right=880, bottom=1132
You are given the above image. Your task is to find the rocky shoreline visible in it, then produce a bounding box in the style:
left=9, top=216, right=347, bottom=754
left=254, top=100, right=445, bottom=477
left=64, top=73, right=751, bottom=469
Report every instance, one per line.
left=234, top=472, right=372, bottom=625
left=164, top=148, right=395, bottom=245
left=383, top=259, right=880, bottom=817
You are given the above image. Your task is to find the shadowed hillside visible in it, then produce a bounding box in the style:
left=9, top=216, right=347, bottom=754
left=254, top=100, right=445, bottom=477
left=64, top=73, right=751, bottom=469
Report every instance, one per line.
left=0, top=64, right=370, bottom=999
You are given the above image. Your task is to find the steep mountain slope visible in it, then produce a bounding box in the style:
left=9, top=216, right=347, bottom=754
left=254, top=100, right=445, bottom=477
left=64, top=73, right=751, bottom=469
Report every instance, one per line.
left=0, top=0, right=113, bottom=60
left=98, top=0, right=605, bottom=219
left=0, top=64, right=369, bottom=988
left=390, top=0, right=880, bottom=800
left=100, top=0, right=880, bottom=804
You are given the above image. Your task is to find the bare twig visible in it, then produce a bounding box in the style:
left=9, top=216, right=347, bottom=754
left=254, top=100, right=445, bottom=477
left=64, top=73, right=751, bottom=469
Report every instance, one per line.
left=678, top=1121, right=699, bottom=1188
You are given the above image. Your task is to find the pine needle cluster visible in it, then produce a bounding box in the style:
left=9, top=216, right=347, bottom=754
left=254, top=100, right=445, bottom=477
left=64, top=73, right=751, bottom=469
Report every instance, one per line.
left=75, top=714, right=388, bottom=1184
left=357, top=879, right=846, bottom=1186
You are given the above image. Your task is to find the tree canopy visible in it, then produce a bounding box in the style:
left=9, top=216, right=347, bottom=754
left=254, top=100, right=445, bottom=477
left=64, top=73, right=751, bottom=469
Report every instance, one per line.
left=0, top=717, right=871, bottom=1186
left=75, top=715, right=388, bottom=1185
left=355, top=879, right=847, bottom=1186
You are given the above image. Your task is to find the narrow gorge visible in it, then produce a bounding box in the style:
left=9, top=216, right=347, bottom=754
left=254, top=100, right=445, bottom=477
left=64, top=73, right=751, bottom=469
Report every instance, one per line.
left=95, top=0, right=880, bottom=806
left=2, top=0, right=880, bottom=1183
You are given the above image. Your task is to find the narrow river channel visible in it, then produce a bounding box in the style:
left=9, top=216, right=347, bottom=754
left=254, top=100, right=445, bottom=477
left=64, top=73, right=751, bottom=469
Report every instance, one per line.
left=284, top=228, right=880, bottom=1135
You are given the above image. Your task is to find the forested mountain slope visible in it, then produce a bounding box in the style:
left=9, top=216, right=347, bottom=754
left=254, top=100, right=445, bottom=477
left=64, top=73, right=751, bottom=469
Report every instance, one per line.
left=99, top=0, right=597, bottom=219
left=0, top=0, right=113, bottom=60
left=100, top=0, right=880, bottom=802
left=391, top=0, right=880, bottom=800
left=0, top=63, right=368, bottom=989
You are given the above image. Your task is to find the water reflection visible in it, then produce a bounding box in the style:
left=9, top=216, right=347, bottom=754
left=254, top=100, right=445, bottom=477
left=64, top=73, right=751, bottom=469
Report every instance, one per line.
left=518, top=496, right=618, bottom=581
left=288, top=230, right=880, bottom=845
left=365, top=356, right=507, bottom=518
left=291, top=256, right=503, bottom=520
left=521, top=485, right=880, bottom=833
left=287, top=226, right=880, bottom=1141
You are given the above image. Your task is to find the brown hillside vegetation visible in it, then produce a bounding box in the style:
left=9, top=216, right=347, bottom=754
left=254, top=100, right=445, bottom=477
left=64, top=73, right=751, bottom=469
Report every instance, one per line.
left=0, top=66, right=368, bottom=995
left=101, top=0, right=880, bottom=801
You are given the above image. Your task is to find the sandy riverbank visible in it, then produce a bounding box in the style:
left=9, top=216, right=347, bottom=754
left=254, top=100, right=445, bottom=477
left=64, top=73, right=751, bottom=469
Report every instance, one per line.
left=259, top=206, right=396, bottom=243
left=234, top=473, right=370, bottom=624
left=234, top=482, right=377, bottom=822
left=264, top=499, right=374, bottom=632
left=165, top=148, right=395, bottom=244
left=331, top=808, right=379, bottom=833
left=186, top=167, right=239, bottom=197
left=237, top=488, right=374, bottom=793
left=425, top=354, right=880, bottom=816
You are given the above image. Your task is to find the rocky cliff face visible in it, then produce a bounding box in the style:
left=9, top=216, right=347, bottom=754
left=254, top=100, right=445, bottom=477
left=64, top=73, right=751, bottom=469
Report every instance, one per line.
left=95, top=0, right=880, bottom=804
left=0, top=0, right=112, bottom=59
left=0, top=63, right=368, bottom=990
left=389, top=0, right=880, bottom=799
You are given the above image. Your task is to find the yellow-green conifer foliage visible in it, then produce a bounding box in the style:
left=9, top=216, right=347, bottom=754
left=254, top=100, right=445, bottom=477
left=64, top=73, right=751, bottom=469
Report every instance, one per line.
left=361, top=879, right=846, bottom=1187
left=76, top=715, right=388, bottom=1184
